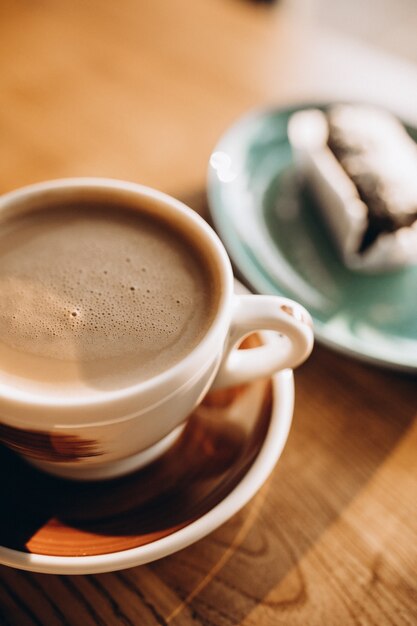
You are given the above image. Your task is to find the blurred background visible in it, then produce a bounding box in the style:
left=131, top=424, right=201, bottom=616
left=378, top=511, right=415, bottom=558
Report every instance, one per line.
left=1, top=0, right=416, bottom=200
left=286, top=0, right=417, bottom=63
left=306, top=0, right=417, bottom=63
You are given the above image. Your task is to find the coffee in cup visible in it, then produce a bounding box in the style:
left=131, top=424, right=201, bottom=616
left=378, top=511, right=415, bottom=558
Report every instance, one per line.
left=0, top=199, right=220, bottom=395
left=0, top=179, right=314, bottom=480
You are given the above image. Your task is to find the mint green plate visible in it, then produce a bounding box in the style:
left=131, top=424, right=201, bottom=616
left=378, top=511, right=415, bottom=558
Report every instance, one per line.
left=207, top=105, right=417, bottom=372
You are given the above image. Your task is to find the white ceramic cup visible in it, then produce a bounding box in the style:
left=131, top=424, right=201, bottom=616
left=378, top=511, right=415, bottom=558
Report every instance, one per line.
left=0, top=178, right=314, bottom=480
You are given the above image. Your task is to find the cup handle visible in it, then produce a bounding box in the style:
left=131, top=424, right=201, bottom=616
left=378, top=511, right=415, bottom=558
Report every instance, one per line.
left=212, top=295, right=314, bottom=390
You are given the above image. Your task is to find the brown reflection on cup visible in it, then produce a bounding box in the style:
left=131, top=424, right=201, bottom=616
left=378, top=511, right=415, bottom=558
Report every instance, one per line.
left=0, top=423, right=101, bottom=462
left=0, top=337, right=273, bottom=557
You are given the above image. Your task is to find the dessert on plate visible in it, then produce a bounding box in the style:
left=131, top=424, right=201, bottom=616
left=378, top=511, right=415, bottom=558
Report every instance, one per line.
left=288, top=104, right=417, bottom=272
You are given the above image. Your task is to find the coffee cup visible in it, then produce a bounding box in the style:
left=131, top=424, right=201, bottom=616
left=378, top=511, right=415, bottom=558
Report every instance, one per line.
left=0, top=178, right=313, bottom=480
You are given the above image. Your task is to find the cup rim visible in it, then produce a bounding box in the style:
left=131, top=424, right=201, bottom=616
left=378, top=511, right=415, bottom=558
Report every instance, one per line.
left=0, top=177, right=234, bottom=412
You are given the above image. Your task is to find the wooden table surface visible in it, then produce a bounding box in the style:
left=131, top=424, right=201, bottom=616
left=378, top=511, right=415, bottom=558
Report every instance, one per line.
left=0, top=1, right=416, bottom=624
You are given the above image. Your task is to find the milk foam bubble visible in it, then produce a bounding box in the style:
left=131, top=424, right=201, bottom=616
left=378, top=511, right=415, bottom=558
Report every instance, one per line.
left=0, top=203, right=217, bottom=390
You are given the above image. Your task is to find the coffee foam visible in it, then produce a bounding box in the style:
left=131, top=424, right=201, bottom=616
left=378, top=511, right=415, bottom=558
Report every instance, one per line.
left=0, top=203, right=217, bottom=390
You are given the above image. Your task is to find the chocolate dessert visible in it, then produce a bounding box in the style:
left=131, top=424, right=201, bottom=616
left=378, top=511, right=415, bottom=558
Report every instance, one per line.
left=326, top=106, right=417, bottom=253
left=288, top=105, right=417, bottom=271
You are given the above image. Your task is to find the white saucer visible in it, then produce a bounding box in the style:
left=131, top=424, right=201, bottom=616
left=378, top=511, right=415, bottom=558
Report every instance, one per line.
left=0, top=363, right=293, bottom=575
left=0, top=282, right=294, bottom=575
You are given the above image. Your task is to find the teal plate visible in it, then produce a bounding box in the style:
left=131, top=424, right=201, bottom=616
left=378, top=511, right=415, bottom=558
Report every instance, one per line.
left=207, top=105, right=417, bottom=372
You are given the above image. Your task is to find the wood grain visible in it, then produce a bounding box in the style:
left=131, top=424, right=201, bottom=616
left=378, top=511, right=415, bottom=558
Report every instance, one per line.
left=1, top=0, right=417, bottom=624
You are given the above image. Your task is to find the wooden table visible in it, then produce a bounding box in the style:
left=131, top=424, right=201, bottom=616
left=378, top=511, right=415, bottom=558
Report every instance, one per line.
left=0, top=1, right=416, bottom=624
